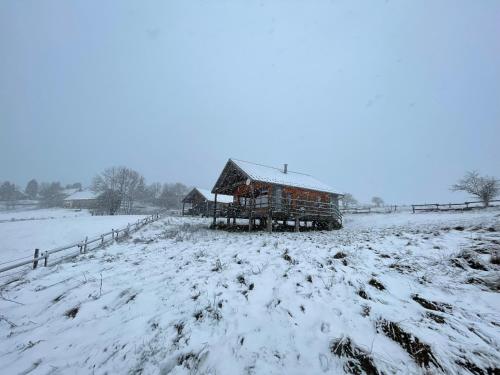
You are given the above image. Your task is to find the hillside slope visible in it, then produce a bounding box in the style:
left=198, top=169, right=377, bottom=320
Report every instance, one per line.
left=0, top=212, right=499, bottom=374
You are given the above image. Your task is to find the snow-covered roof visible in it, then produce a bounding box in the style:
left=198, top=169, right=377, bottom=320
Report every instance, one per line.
left=62, top=188, right=80, bottom=197
left=231, top=159, right=341, bottom=194
left=64, top=190, right=97, bottom=201
left=196, top=188, right=233, bottom=204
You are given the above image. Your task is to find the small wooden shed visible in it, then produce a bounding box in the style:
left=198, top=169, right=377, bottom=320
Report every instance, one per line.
left=182, top=187, right=233, bottom=217
left=211, top=159, right=343, bottom=231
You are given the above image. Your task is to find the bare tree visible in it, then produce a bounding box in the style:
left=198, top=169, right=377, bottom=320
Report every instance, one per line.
left=451, top=171, right=499, bottom=207
left=65, top=182, right=82, bottom=190
left=145, top=182, right=162, bottom=204
left=0, top=181, right=22, bottom=208
left=25, top=179, right=39, bottom=200
left=158, top=182, right=189, bottom=209
left=92, top=166, right=145, bottom=214
left=39, top=182, right=64, bottom=207
left=371, top=196, right=384, bottom=207
left=341, top=193, right=358, bottom=209
left=97, top=189, right=122, bottom=215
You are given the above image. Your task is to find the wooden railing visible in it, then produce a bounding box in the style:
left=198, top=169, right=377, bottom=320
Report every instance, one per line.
left=0, top=213, right=161, bottom=279
left=411, top=200, right=500, bottom=213
left=218, top=197, right=342, bottom=224
left=341, top=205, right=398, bottom=214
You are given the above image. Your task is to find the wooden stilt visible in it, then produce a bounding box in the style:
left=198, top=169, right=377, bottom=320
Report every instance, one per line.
left=213, top=193, right=218, bottom=226
left=295, top=217, right=300, bottom=232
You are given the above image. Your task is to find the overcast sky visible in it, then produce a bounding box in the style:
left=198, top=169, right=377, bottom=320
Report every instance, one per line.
left=1, top=0, right=499, bottom=204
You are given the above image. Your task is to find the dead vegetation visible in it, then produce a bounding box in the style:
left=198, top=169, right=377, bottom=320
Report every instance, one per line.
left=65, top=306, right=79, bottom=319
left=426, top=312, right=446, bottom=324
left=412, top=294, right=451, bottom=312
left=376, top=319, right=442, bottom=370
left=452, top=251, right=488, bottom=271
left=455, top=358, right=499, bottom=375
left=330, top=336, right=379, bottom=375
left=357, top=289, right=369, bottom=300
left=368, top=278, right=385, bottom=291
left=282, top=249, right=296, bottom=264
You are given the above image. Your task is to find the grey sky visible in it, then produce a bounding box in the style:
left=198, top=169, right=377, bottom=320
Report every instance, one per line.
left=1, top=0, right=499, bottom=204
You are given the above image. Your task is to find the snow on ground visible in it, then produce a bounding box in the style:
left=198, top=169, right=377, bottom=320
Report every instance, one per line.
left=0, top=208, right=147, bottom=262
left=0, top=211, right=499, bottom=374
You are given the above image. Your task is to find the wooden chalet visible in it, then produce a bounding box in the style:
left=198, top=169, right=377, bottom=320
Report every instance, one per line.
left=182, top=187, right=233, bottom=217
left=211, top=159, right=343, bottom=231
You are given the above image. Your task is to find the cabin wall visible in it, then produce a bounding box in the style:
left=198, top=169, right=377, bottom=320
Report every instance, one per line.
left=231, top=181, right=340, bottom=220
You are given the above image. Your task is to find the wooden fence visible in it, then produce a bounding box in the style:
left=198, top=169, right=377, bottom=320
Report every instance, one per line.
left=411, top=200, right=500, bottom=213
left=0, top=213, right=161, bottom=279
left=341, top=205, right=398, bottom=214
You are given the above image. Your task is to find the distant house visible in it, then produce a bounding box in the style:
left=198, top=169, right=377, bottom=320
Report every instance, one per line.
left=212, top=159, right=343, bottom=231
left=182, top=188, right=233, bottom=217
left=64, top=190, right=98, bottom=209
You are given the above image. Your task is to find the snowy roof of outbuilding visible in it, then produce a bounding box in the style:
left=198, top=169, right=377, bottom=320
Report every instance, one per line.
left=64, top=190, right=98, bottom=201
left=195, top=188, right=233, bottom=204
left=229, top=159, right=341, bottom=194
left=62, top=188, right=80, bottom=197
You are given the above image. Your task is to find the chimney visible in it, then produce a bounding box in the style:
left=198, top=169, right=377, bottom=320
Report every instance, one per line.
left=283, top=164, right=288, bottom=174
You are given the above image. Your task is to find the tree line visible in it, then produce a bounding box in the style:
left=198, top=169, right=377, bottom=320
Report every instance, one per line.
left=340, top=170, right=498, bottom=209
left=0, top=166, right=191, bottom=214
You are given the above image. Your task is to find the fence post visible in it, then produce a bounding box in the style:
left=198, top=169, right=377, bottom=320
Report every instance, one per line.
left=101, top=235, right=104, bottom=245
left=412, top=205, right=415, bottom=213
left=44, top=252, right=49, bottom=267
left=111, top=229, right=115, bottom=241
left=33, top=248, right=39, bottom=269
left=83, top=236, right=88, bottom=253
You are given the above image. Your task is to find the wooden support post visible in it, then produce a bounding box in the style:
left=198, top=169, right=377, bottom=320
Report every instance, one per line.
left=33, top=248, right=39, bottom=269
left=226, top=208, right=230, bottom=225
left=182, top=202, right=185, bottom=216
left=295, top=217, right=300, bottom=232
left=44, top=252, right=48, bottom=267
left=267, top=211, right=272, bottom=232
left=412, top=205, right=415, bottom=213
left=111, top=229, right=115, bottom=241
left=213, top=193, right=218, bottom=226
left=83, top=236, right=88, bottom=253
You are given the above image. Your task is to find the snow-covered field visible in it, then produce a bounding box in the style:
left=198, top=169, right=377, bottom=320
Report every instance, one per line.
left=0, top=208, right=147, bottom=263
left=0, top=211, right=499, bottom=374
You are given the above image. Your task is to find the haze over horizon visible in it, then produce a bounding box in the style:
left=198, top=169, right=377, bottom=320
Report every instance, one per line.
left=1, top=0, right=499, bottom=205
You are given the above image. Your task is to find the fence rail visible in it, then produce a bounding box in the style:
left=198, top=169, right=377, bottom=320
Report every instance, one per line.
left=341, top=205, right=398, bottom=214
left=411, top=200, right=500, bottom=213
left=0, top=213, right=161, bottom=276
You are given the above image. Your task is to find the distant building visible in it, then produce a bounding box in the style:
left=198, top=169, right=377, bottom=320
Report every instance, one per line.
left=64, top=190, right=98, bottom=209
left=212, top=159, right=343, bottom=231
left=182, top=188, right=233, bottom=217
